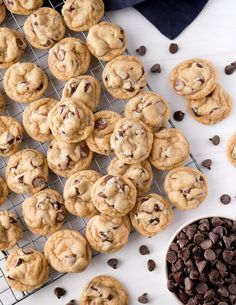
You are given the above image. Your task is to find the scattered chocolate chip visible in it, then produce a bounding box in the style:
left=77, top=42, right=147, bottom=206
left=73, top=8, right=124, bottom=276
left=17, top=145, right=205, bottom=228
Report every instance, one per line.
left=167, top=251, right=177, bottom=264
left=220, top=194, right=231, bottom=205
left=139, top=245, right=150, bottom=255
left=16, top=258, right=23, bottom=266
left=58, top=49, right=65, bottom=61
left=150, top=63, right=161, bottom=73
left=138, top=293, right=149, bottom=304
left=80, top=142, right=90, bottom=158
left=136, top=46, right=146, bottom=56
left=22, top=248, right=33, bottom=255
left=95, top=118, right=108, bottom=130
left=147, top=259, right=156, bottom=271
left=196, top=282, right=208, bottom=294
left=107, top=258, right=118, bottom=269
left=209, top=135, right=220, bottom=145
left=224, top=64, right=236, bottom=75
left=201, top=159, right=212, bottom=170
left=169, top=43, right=178, bottom=54
left=32, top=176, right=45, bottom=187
left=65, top=300, right=76, bottom=305
left=54, top=287, right=67, bottom=299
left=173, top=110, right=185, bottom=122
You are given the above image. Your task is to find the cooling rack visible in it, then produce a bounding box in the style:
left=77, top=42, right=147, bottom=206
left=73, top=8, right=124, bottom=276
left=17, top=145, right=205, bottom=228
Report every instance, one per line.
left=0, top=1, right=200, bottom=304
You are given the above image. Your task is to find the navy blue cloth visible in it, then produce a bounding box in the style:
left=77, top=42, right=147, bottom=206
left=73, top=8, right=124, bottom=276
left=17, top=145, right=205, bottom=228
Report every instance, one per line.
left=104, top=0, right=208, bottom=40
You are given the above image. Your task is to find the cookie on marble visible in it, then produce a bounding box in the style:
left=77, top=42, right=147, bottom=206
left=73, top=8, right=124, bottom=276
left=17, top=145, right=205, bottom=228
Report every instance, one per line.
left=102, top=55, right=147, bottom=99
left=0, top=116, right=23, bottom=157
left=110, top=118, right=153, bottom=164
left=86, top=110, right=122, bottom=155
left=62, top=75, right=101, bottom=111
left=0, top=176, right=8, bottom=206
left=169, top=58, right=217, bottom=99
left=48, top=37, right=90, bottom=81
left=22, top=189, right=66, bottom=236
left=187, top=84, right=232, bottom=125
left=149, top=128, right=190, bottom=170
left=87, top=22, right=126, bottom=61
left=44, top=229, right=91, bottom=273
left=3, top=0, right=43, bottom=15
left=3, top=62, right=48, bottom=103
left=0, top=211, right=23, bottom=250
left=125, top=91, right=170, bottom=132
left=108, top=157, right=153, bottom=197
left=0, top=0, right=6, bottom=24
left=86, top=214, right=131, bottom=253
left=164, top=167, right=208, bottom=210
left=47, top=139, right=93, bottom=178
left=23, top=97, right=57, bottom=142
left=0, top=91, right=5, bottom=113
left=63, top=170, right=101, bottom=218
left=4, top=248, right=49, bottom=292
left=6, top=149, right=48, bottom=194
left=91, top=174, right=137, bottom=217
left=0, top=28, right=26, bottom=69
left=227, top=133, right=236, bottom=166
left=24, top=7, right=65, bottom=49
left=62, top=0, right=104, bottom=32
left=80, top=275, right=128, bottom=305
left=130, top=193, right=173, bottom=238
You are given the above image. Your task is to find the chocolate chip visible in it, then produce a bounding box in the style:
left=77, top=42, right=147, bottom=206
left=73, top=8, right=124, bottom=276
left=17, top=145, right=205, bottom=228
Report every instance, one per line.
left=95, top=118, right=108, bottom=130
left=173, top=110, right=185, bottom=122
left=167, top=251, right=177, bottom=264
left=220, top=194, right=231, bottom=205
left=107, top=258, right=118, bottom=269
left=80, top=142, right=90, bottom=158
left=36, top=82, right=43, bottom=91
left=201, top=239, right=213, bottom=250
left=69, top=82, right=78, bottom=94
left=169, top=43, right=178, bottom=54
left=22, top=248, right=33, bottom=255
left=204, top=249, right=216, bottom=261
left=201, top=159, right=212, bottom=170
left=150, top=63, right=161, bottom=73
left=16, top=258, right=23, bottom=266
left=58, top=49, right=65, bottom=61
left=217, top=286, right=229, bottom=298
left=54, top=287, right=66, bottom=299
left=97, top=192, right=107, bottom=198
left=209, top=135, right=220, bottom=145
left=184, top=277, right=193, bottom=291
left=228, top=284, right=236, bottom=294
left=223, top=250, right=234, bottom=263
left=225, top=64, right=235, bottom=75
left=167, top=279, right=177, bottom=292
left=136, top=46, right=146, bottom=56
left=18, top=175, right=24, bottom=183
left=138, top=293, right=149, bottom=304
left=147, top=259, right=156, bottom=271
left=16, top=38, right=25, bottom=50
left=139, top=245, right=150, bottom=255
left=32, top=177, right=45, bottom=187
left=84, top=82, right=91, bottom=93
left=196, top=260, right=207, bottom=273
left=196, top=282, right=208, bottom=294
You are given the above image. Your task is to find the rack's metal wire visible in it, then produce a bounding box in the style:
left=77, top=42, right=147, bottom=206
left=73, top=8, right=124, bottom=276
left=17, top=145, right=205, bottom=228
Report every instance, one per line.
left=0, top=2, right=200, bottom=305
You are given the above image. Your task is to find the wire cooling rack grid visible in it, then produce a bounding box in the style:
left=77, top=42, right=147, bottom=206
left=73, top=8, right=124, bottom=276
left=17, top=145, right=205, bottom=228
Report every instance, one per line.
left=0, top=2, right=200, bottom=304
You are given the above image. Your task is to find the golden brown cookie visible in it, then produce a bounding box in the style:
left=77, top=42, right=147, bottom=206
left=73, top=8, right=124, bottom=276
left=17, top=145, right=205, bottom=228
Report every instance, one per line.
left=3, top=0, right=43, bottom=15
left=227, top=133, right=236, bottom=166
left=169, top=58, right=217, bottom=99
left=0, top=91, right=5, bottom=113
left=86, top=110, right=122, bottom=155
left=102, top=55, right=147, bottom=99
left=0, top=0, right=6, bottom=24
left=0, top=176, right=8, bottom=206
left=164, top=167, right=208, bottom=210
left=186, top=84, right=232, bottom=125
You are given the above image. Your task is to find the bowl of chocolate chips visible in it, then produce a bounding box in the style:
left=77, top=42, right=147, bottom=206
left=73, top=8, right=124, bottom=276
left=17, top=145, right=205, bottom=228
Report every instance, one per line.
left=166, top=216, right=236, bottom=305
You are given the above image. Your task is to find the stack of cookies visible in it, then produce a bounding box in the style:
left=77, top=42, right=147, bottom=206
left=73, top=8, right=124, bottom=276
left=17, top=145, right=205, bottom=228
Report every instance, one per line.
left=169, top=59, right=232, bottom=125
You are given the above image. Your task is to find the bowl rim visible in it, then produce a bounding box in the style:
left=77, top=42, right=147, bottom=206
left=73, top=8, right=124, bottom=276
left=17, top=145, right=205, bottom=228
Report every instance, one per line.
left=164, top=214, right=236, bottom=304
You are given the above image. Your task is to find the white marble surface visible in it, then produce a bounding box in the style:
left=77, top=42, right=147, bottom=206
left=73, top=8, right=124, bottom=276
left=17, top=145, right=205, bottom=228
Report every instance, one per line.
left=19, top=0, right=236, bottom=304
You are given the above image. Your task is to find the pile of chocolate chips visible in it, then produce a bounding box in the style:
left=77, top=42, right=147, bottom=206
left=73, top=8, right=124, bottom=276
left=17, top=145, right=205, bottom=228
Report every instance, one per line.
left=167, top=217, right=236, bottom=305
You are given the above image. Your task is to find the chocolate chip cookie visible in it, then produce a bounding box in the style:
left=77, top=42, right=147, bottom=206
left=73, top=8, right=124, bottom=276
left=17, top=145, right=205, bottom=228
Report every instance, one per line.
left=102, top=55, right=147, bottom=99
left=48, top=37, right=90, bottom=81
left=149, top=128, right=190, bottom=170
left=47, top=98, right=94, bottom=143
left=4, top=248, right=49, bottom=291
left=62, top=0, right=104, bottom=32
left=3, top=62, right=48, bottom=103
left=0, top=28, right=26, bottom=69
left=22, top=189, right=66, bottom=236
left=227, top=133, right=236, bottom=166
left=164, top=167, right=208, bottom=210
left=80, top=275, right=128, bottom=305
left=62, top=75, right=101, bottom=111
left=169, top=59, right=217, bottom=99
left=187, top=84, right=232, bottom=125
left=6, top=149, right=48, bottom=194
left=87, top=22, right=126, bottom=61
left=86, top=110, right=122, bottom=155
left=124, top=91, right=170, bottom=132
left=86, top=214, right=131, bottom=253
left=0, top=116, right=23, bottom=157
left=110, top=118, right=153, bottom=164
left=23, top=97, right=57, bottom=142
left=0, top=91, right=5, bottom=113
left=24, top=7, right=65, bottom=49
left=0, top=176, right=8, bottom=206
left=130, top=193, right=173, bottom=237
left=47, top=139, right=93, bottom=178
left=3, top=0, right=43, bottom=15
left=44, top=229, right=91, bottom=273
left=108, top=157, right=153, bottom=196
left=63, top=170, right=101, bottom=218
left=0, top=0, right=6, bottom=24
left=91, top=174, right=137, bottom=217
left=0, top=211, right=23, bottom=250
